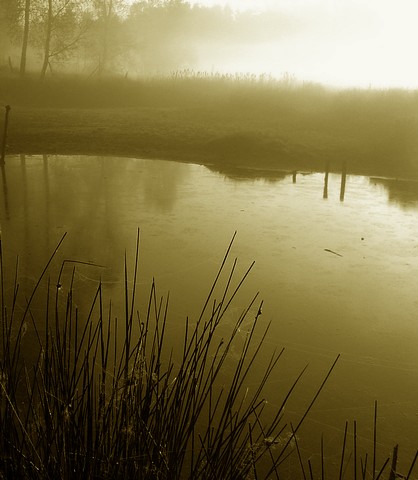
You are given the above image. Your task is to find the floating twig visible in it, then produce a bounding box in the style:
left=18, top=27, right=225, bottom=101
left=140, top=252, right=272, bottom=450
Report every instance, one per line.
left=324, top=248, right=343, bottom=257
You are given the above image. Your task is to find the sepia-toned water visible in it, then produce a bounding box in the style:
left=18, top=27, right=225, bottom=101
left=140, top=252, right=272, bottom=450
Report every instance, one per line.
left=1, top=155, right=417, bottom=471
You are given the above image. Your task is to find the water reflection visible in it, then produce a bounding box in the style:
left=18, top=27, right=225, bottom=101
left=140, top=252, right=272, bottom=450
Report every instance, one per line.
left=207, top=164, right=288, bottom=183
left=340, top=161, right=347, bottom=201
left=1, top=155, right=418, bottom=465
left=207, top=163, right=351, bottom=203
left=323, top=163, right=329, bottom=199
left=370, top=176, right=418, bottom=209
left=0, top=155, right=191, bottom=298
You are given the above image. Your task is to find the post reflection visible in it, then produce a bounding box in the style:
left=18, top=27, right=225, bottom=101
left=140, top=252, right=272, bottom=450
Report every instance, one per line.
left=323, top=162, right=329, bottom=199
left=340, top=161, right=347, bottom=202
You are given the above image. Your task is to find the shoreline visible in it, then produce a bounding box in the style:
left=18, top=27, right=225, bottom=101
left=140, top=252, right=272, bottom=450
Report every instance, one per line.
left=2, top=76, right=418, bottom=181
left=7, top=151, right=418, bottom=185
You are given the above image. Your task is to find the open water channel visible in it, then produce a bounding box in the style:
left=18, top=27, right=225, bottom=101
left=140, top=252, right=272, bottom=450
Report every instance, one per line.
left=1, top=154, right=418, bottom=474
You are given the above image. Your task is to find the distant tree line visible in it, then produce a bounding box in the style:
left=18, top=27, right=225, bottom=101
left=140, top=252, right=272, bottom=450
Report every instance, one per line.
left=0, top=0, right=289, bottom=79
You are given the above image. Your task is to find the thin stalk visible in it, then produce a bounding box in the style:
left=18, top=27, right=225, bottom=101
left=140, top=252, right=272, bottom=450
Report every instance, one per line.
left=0, top=380, right=43, bottom=470
left=12, top=233, right=67, bottom=366
left=269, top=354, right=340, bottom=476
left=0, top=228, right=4, bottom=353
left=354, top=420, right=357, bottom=480
left=375, top=457, right=390, bottom=480
left=308, top=459, right=314, bottom=480
left=197, top=231, right=237, bottom=324
left=406, top=450, right=418, bottom=480
left=291, top=422, right=307, bottom=480
left=373, top=400, right=377, bottom=480
left=338, top=420, right=348, bottom=480
left=248, top=423, right=258, bottom=480
left=361, top=454, right=368, bottom=480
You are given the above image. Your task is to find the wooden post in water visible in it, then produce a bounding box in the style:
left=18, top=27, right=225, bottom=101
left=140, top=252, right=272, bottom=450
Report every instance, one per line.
left=323, top=162, right=329, bottom=199
left=292, top=170, right=297, bottom=183
left=340, top=161, right=347, bottom=202
left=1, top=105, right=11, bottom=165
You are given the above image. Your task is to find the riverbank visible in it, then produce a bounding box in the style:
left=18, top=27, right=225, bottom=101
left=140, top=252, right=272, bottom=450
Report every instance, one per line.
left=2, top=74, right=418, bottom=179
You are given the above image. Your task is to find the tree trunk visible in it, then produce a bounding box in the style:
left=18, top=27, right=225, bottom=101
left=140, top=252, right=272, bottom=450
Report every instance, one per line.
left=40, top=0, right=52, bottom=80
left=20, top=0, right=31, bottom=77
left=99, top=0, right=112, bottom=76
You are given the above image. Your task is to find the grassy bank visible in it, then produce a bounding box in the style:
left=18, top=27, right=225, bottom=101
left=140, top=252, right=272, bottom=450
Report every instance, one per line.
left=2, top=74, right=418, bottom=178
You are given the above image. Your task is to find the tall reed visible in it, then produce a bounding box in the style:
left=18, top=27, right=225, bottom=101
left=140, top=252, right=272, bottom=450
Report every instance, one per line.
left=0, top=231, right=416, bottom=479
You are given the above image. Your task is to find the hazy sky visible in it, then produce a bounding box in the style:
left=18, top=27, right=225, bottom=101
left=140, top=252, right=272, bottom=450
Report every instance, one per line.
left=138, top=0, right=418, bottom=89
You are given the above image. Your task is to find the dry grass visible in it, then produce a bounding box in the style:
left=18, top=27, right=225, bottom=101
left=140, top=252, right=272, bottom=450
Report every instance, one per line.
left=1, top=73, right=418, bottom=178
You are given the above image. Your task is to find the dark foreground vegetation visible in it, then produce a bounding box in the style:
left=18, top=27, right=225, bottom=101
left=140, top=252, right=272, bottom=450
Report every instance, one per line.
left=2, top=73, right=418, bottom=179
left=1, top=232, right=417, bottom=479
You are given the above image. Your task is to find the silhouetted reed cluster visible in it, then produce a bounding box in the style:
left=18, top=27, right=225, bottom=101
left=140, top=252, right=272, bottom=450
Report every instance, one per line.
left=0, top=231, right=416, bottom=479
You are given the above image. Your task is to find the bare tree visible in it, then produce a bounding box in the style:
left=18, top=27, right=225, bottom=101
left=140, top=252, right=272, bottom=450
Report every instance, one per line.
left=98, top=0, right=112, bottom=75
left=19, top=0, right=31, bottom=76
left=0, top=0, right=24, bottom=71
left=38, top=0, right=91, bottom=79
left=90, top=0, right=127, bottom=75
left=39, top=0, right=52, bottom=79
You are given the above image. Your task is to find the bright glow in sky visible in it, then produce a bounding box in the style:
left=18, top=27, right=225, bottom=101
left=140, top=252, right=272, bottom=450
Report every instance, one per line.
left=135, top=0, right=418, bottom=89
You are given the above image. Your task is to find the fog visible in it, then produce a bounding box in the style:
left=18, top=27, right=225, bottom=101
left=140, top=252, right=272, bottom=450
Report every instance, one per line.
left=1, top=0, right=417, bottom=89
left=187, top=0, right=418, bottom=88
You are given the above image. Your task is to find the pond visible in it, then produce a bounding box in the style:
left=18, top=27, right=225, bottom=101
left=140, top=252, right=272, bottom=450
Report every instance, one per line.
left=1, top=154, right=418, bottom=469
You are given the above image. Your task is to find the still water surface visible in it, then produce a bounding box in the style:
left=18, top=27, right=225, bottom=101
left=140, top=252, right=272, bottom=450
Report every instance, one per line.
left=1, top=155, right=418, bottom=466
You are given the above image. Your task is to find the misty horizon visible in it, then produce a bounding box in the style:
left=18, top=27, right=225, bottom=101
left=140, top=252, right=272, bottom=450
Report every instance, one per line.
left=148, top=0, right=418, bottom=89
left=1, top=0, right=417, bottom=90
